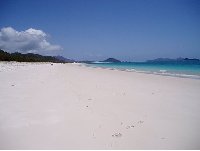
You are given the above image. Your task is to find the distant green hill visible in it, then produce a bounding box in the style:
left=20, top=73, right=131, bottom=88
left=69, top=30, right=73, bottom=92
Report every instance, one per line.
left=0, top=49, right=69, bottom=63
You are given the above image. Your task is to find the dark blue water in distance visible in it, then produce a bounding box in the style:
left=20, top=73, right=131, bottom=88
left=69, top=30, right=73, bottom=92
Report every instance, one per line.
left=87, top=62, right=200, bottom=79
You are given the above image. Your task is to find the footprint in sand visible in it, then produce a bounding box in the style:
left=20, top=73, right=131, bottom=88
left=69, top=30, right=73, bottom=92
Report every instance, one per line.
left=92, top=133, right=96, bottom=139
left=138, top=120, right=144, bottom=124
left=125, top=121, right=144, bottom=130
left=126, top=125, right=135, bottom=129
left=112, top=133, right=122, bottom=138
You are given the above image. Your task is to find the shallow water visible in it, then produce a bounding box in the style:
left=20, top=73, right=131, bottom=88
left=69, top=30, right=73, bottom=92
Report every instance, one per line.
left=87, top=62, right=200, bottom=79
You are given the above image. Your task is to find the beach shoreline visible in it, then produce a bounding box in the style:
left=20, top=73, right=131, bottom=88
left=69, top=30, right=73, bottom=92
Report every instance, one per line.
left=0, top=62, right=200, bottom=149
left=84, top=62, right=200, bottom=80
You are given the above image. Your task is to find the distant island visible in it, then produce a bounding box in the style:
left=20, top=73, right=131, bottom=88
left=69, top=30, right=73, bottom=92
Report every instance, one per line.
left=78, top=58, right=121, bottom=63
left=1, top=49, right=199, bottom=64
left=147, top=58, right=200, bottom=64
left=102, top=58, right=121, bottom=63
left=0, top=49, right=72, bottom=63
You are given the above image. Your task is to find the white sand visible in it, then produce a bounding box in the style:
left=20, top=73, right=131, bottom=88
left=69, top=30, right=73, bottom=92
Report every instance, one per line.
left=0, top=62, right=200, bottom=149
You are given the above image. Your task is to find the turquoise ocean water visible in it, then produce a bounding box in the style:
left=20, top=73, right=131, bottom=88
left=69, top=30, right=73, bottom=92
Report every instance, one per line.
left=87, top=62, right=200, bottom=79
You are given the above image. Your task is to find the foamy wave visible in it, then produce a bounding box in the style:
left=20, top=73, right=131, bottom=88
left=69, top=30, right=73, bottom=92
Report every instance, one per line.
left=126, top=69, right=136, bottom=72
left=86, top=64, right=200, bottom=80
left=151, top=71, right=200, bottom=79
left=92, top=61, right=111, bottom=64
left=159, top=70, right=167, bottom=73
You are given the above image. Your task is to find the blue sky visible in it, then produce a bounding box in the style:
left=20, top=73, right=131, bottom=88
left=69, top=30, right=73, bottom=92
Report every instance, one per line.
left=0, top=0, right=200, bottom=61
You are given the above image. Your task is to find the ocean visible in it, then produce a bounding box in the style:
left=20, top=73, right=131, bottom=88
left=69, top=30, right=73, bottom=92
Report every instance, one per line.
left=87, top=62, right=200, bottom=79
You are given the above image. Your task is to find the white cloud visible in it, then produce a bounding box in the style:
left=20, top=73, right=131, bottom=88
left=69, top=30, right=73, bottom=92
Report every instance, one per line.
left=0, top=27, right=62, bottom=54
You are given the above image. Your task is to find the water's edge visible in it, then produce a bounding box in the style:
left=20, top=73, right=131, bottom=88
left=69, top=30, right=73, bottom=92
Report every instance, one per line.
left=82, top=63, right=200, bottom=80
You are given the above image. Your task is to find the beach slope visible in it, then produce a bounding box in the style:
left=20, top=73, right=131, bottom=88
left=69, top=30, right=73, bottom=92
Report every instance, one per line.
left=0, top=62, right=200, bottom=149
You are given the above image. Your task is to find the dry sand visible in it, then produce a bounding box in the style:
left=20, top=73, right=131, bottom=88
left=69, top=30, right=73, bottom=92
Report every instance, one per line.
left=0, top=62, right=200, bottom=149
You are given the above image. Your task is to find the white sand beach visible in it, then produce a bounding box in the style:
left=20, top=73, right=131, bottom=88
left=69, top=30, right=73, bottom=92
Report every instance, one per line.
left=0, top=62, right=200, bottom=149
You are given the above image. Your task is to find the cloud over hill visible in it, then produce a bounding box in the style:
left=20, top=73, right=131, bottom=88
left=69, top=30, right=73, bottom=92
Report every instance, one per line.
left=0, top=27, right=62, bottom=54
